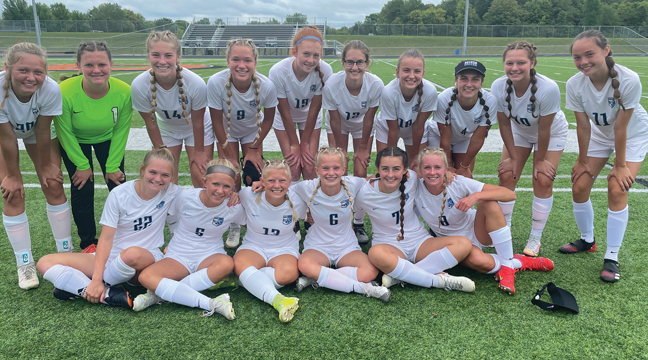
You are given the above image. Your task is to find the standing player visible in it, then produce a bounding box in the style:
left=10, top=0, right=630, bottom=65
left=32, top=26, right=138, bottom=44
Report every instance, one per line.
left=36, top=148, right=178, bottom=308
left=323, top=40, right=383, bottom=244
left=559, top=30, right=648, bottom=282
left=426, top=60, right=496, bottom=178
left=208, top=38, right=277, bottom=248
left=233, top=159, right=306, bottom=322
left=0, top=42, right=72, bottom=290
left=415, top=147, right=554, bottom=294
left=132, top=158, right=242, bottom=318
left=131, top=30, right=213, bottom=187
left=355, top=147, right=475, bottom=292
left=375, top=49, right=437, bottom=170
left=55, top=41, right=132, bottom=253
left=491, top=41, right=568, bottom=257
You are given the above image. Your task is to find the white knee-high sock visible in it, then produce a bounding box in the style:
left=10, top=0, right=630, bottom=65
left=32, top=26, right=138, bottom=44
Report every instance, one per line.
left=317, top=267, right=364, bottom=294
left=606, top=206, right=628, bottom=262
left=180, top=268, right=216, bottom=291
left=353, top=211, right=365, bottom=225
left=414, top=247, right=458, bottom=274
left=389, top=258, right=437, bottom=288
left=238, top=267, right=280, bottom=304
left=334, top=267, right=358, bottom=281
left=486, top=254, right=502, bottom=274
left=43, top=264, right=91, bottom=297
left=530, top=196, right=553, bottom=239
left=46, top=202, right=73, bottom=252
left=156, top=278, right=211, bottom=311
left=489, top=226, right=514, bottom=268
left=573, top=199, right=595, bottom=243
left=498, top=200, right=515, bottom=228
left=102, top=256, right=136, bottom=286
left=4, top=212, right=33, bottom=266
left=259, top=267, right=283, bottom=289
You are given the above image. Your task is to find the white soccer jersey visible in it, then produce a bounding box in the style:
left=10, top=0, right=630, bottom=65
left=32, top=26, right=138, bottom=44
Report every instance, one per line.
left=269, top=57, right=333, bottom=123
left=415, top=176, right=485, bottom=236
left=207, top=70, right=278, bottom=138
left=566, top=64, right=648, bottom=141
left=99, top=180, right=178, bottom=260
left=131, top=67, right=209, bottom=135
left=0, top=73, right=62, bottom=139
left=292, top=176, right=366, bottom=251
left=491, top=73, right=567, bottom=136
left=165, top=188, right=246, bottom=254
left=239, top=187, right=306, bottom=250
left=431, top=87, right=497, bottom=144
left=323, top=71, right=383, bottom=133
left=376, top=78, right=438, bottom=139
left=355, top=170, right=428, bottom=247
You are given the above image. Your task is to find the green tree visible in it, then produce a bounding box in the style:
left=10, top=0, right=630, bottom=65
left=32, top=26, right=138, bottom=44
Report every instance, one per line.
left=88, top=3, right=124, bottom=20
left=50, top=2, right=69, bottom=20
left=409, top=6, right=447, bottom=24
left=154, top=17, right=173, bottom=27
left=482, top=0, right=526, bottom=24
left=524, top=0, right=554, bottom=25
left=195, top=17, right=210, bottom=25
left=284, top=12, right=308, bottom=24
left=472, top=0, right=494, bottom=18
left=123, top=9, right=146, bottom=30
left=2, top=0, right=31, bottom=20
left=214, top=18, right=225, bottom=26
left=598, top=3, right=620, bottom=25
left=580, top=0, right=601, bottom=25
left=552, top=0, right=582, bottom=25
left=69, top=10, right=90, bottom=32
left=377, top=0, right=405, bottom=24
left=28, top=2, right=52, bottom=21
left=454, top=1, right=480, bottom=24
left=616, top=1, right=648, bottom=26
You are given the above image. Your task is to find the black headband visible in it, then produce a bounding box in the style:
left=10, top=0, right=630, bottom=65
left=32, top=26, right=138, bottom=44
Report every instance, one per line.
left=206, top=165, right=236, bottom=179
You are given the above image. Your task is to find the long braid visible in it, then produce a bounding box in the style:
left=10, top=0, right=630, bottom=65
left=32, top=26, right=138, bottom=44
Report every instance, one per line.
left=502, top=41, right=538, bottom=121
left=529, top=68, right=538, bottom=118
left=416, top=81, right=424, bottom=115
left=504, top=78, right=516, bottom=122
left=477, top=90, right=492, bottom=134
left=176, top=65, right=190, bottom=124
left=1, top=73, right=10, bottom=109
left=148, top=69, right=158, bottom=124
left=438, top=174, right=448, bottom=231
left=306, top=179, right=322, bottom=215
left=251, top=73, right=263, bottom=146
left=340, top=179, right=354, bottom=212
left=285, top=192, right=298, bottom=220
left=397, top=174, right=407, bottom=242
left=606, top=52, right=624, bottom=110
left=224, top=72, right=233, bottom=147
left=443, top=87, right=458, bottom=128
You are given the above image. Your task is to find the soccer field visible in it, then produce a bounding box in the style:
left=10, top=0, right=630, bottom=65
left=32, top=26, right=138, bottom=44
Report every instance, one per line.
left=1, top=55, right=648, bottom=358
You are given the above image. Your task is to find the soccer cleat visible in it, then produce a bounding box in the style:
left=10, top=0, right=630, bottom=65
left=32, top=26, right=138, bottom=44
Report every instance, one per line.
left=272, top=295, right=299, bottom=323
left=201, top=293, right=235, bottom=320
left=225, top=227, right=241, bottom=249
left=559, top=238, right=596, bottom=254
left=53, top=288, right=80, bottom=301
left=353, top=224, right=370, bottom=245
left=103, top=285, right=133, bottom=309
left=436, top=273, right=475, bottom=293
left=600, top=259, right=620, bottom=283
left=209, top=274, right=240, bottom=290
left=293, top=222, right=301, bottom=241
left=523, top=235, right=542, bottom=257
left=381, top=274, right=404, bottom=289
left=133, top=290, right=163, bottom=312
left=82, top=244, right=97, bottom=254
left=495, top=266, right=516, bottom=295
left=295, top=276, right=316, bottom=292
left=514, top=254, right=554, bottom=272
left=18, top=263, right=39, bottom=290
left=362, top=282, right=391, bottom=302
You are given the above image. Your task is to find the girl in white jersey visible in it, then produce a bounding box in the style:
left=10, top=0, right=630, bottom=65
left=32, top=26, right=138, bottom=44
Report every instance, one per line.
left=416, top=147, right=554, bottom=295
left=559, top=30, right=648, bottom=282
left=0, top=42, right=72, bottom=290
left=323, top=40, right=383, bottom=244
left=375, top=49, right=437, bottom=170
left=269, top=26, right=333, bottom=181
left=355, top=147, right=475, bottom=292
left=131, top=30, right=214, bottom=187
left=427, top=60, right=496, bottom=178
left=132, top=158, right=242, bottom=318
left=491, top=41, right=568, bottom=258
left=208, top=38, right=278, bottom=249
left=234, top=159, right=306, bottom=322
left=37, top=149, right=178, bottom=309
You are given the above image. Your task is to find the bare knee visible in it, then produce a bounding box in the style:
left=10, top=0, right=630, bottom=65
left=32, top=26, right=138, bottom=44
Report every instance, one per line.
left=461, top=249, right=493, bottom=274
left=297, top=258, right=322, bottom=280
left=274, top=263, right=299, bottom=285
left=356, top=264, right=379, bottom=283
left=119, top=247, right=154, bottom=270
left=498, top=171, right=517, bottom=189
left=534, top=173, right=554, bottom=191
left=368, top=246, right=394, bottom=272
left=607, top=181, right=628, bottom=209
left=36, top=254, right=59, bottom=274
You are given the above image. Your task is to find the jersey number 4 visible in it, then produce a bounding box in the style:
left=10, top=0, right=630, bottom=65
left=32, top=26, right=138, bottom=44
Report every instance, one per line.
left=133, top=216, right=152, bottom=231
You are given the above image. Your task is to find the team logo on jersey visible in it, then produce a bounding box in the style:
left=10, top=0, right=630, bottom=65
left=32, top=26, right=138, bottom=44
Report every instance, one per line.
left=405, top=193, right=410, bottom=201
left=412, top=103, right=420, bottom=113
left=447, top=198, right=454, bottom=209
left=250, top=100, right=258, bottom=108
left=361, top=101, right=367, bottom=109
left=31, top=107, right=40, bottom=115
left=212, top=217, right=224, bottom=226
left=608, top=97, right=615, bottom=108
left=282, top=215, right=293, bottom=225
left=156, top=201, right=165, bottom=209
left=340, top=199, right=350, bottom=208
left=474, top=115, right=483, bottom=124
left=526, top=103, right=534, bottom=113
left=310, top=85, right=317, bottom=92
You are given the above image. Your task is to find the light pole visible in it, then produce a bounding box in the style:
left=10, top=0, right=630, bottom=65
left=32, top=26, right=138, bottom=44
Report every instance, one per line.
left=462, top=0, right=469, bottom=55
left=31, top=0, right=41, bottom=46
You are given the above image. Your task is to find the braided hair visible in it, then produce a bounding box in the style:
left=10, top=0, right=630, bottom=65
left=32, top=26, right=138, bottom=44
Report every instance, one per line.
left=502, top=41, right=539, bottom=120
left=60, top=41, right=112, bottom=82
left=292, top=26, right=326, bottom=89
left=397, top=48, right=426, bottom=116
left=256, top=159, right=297, bottom=220
left=146, top=30, right=189, bottom=126
left=571, top=30, right=624, bottom=110
left=2, top=42, right=47, bottom=109
left=306, top=147, right=354, bottom=217
left=375, top=146, right=410, bottom=241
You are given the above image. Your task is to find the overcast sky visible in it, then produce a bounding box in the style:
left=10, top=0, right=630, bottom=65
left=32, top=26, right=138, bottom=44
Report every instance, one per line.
left=38, top=0, right=441, bottom=28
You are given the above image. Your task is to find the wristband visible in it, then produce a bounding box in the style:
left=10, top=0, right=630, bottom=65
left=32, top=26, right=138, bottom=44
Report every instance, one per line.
left=459, top=162, right=470, bottom=169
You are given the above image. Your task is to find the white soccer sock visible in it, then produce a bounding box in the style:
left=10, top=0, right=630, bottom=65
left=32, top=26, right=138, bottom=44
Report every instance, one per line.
left=4, top=212, right=33, bottom=266
left=317, top=266, right=364, bottom=294
left=489, top=226, right=514, bottom=268
left=530, top=195, right=553, bottom=239
left=605, top=206, right=628, bottom=262
left=353, top=211, right=365, bottom=225
left=414, top=247, right=458, bottom=274
left=179, top=268, right=216, bottom=291
left=334, top=267, right=358, bottom=281
left=43, top=264, right=91, bottom=297
left=486, top=254, right=502, bottom=274
left=156, top=278, right=211, bottom=311
left=259, top=267, right=283, bottom=289
left=46, top=202, right=73, bottom=252
left=239, top=267, right=280, bottom=304
left=573, top=199, right=595, bottom=243
left=102, top=255, right=136, bottom=287
left=498, top=200, right=515, bottom=228
left=389, top=258, right=436, bottom=288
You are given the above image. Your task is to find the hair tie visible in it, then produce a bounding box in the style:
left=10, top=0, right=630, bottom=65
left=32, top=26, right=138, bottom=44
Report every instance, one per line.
left=295, top=36, right=322, bottom=46
left=206, top=165, right=236, bottom=179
